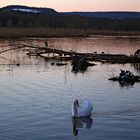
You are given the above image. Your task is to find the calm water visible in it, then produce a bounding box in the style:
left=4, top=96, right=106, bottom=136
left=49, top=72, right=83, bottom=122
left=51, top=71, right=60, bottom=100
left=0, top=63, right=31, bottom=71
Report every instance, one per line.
left=0, top=36, right=140, bottom=140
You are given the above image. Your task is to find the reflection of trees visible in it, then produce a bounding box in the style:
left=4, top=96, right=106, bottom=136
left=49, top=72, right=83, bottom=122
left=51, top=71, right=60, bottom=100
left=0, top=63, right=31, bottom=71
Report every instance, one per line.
left=71, top=56, right=96, bottom=74
left=132, top=63, right=140, bottom=71
left=119, top=81, right=134, bottom=87
left=72, top=116, right=93, bottom=136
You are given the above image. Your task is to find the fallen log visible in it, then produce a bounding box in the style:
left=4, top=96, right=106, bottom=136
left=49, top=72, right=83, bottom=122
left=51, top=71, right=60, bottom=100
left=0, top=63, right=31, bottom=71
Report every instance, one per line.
left=0, top=43, right=140, bottom=64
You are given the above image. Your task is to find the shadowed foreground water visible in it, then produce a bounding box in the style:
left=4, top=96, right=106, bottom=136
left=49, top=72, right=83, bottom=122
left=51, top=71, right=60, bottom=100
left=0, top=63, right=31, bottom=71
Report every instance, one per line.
left=0, top=36, right=140, bottom=140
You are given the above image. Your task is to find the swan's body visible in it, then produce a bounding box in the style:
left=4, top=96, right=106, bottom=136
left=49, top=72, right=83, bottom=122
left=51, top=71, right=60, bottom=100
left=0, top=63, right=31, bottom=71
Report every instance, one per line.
left=72, top=99, right=93, bottom=117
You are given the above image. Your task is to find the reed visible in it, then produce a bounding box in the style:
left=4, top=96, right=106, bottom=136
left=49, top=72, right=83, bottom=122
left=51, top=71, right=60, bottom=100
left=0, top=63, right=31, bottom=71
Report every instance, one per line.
left=0, top=28, right=89, bottom=38
left=0, top=27, right=140, bottom=38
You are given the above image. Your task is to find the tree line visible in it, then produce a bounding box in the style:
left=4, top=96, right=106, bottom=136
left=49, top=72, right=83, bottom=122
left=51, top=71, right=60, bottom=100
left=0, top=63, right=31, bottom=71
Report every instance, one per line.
left=0, top=11, right=140, bottom=31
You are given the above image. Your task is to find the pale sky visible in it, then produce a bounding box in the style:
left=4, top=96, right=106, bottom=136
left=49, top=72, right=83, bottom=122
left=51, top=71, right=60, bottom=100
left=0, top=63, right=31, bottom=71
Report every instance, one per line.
left=0, top=0, right=140, bottom=12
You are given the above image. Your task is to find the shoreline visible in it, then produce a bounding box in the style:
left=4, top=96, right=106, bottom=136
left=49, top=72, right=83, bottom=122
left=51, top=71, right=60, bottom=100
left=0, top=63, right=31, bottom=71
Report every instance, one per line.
left=0, top=28, right=140, bottom=39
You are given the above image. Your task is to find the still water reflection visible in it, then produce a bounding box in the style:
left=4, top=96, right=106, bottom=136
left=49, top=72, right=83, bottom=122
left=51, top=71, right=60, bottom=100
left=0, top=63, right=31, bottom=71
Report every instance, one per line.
left=0, top=36, right=140, bottom=140
left=72, top=117, right=93, bottom=136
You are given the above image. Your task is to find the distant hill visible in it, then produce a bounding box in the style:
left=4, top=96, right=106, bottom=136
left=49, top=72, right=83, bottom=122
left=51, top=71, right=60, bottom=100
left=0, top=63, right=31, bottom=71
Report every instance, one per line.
left=1, top=5, right=140, bottom=19
left=0, top=5, right=58, bottom=15
left=0, top=5, right=140, bottom=31
left=61, top=12, right=140, bottom=19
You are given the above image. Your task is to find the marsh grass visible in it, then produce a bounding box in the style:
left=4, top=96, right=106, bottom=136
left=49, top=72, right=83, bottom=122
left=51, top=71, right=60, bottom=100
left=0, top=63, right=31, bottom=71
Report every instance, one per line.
left=0, top=28, right=140, bottom=39
left=0, top=28, right=89, bottom=38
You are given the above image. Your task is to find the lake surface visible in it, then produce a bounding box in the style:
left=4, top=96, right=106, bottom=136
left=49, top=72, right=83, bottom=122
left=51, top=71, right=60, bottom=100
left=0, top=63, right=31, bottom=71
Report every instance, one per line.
left=0, top=36, right=140, bottom=140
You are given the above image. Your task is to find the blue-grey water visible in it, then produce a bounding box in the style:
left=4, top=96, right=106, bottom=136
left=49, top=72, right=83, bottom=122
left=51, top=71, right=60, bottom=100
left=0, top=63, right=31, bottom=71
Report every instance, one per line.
left=0, top=36, right=140, bottom=140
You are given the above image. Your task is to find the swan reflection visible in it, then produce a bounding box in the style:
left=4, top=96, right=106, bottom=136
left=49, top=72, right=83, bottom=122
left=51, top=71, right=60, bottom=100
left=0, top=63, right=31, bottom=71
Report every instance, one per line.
left=72, top=116, right=93, bottom=136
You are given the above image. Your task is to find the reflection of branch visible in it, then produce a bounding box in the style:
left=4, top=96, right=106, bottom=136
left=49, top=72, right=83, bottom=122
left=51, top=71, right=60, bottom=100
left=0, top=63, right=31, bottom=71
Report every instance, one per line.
left=72, top=116, right=93, bottom=136
left=72, top=117, right=79, bottom=136
left=132, top=63, right=140, bottom=71
left=0, top=44, right=38, bottom=54
left=0, top=55, right=10, bottom=61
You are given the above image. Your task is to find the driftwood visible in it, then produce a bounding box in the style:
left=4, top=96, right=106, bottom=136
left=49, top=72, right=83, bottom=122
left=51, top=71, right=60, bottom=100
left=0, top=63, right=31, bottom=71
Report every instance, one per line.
left=0, top=42, right=140, bottom=64
left=0, top=42, right=140, bottom=73
left=0, top=44, right=38, bottom=54
left=25, top=46, right=140, bottom=64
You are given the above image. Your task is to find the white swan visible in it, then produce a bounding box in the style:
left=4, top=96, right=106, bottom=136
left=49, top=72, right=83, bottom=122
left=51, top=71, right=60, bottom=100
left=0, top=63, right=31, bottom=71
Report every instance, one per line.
left=72, top=99, right=93, bottom=117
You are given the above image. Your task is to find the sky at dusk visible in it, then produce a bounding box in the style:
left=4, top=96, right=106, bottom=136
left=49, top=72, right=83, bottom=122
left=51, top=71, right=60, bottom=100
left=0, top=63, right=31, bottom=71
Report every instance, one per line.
left=0, top=0, right=140, bottom=12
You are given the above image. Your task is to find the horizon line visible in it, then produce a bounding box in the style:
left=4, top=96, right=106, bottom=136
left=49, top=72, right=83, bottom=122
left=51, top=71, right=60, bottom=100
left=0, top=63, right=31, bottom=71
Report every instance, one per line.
left=0, top=4, right=140, bottom=13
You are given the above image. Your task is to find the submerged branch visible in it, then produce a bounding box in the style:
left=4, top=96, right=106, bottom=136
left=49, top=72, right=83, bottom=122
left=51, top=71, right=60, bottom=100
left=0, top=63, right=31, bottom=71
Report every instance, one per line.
left=0, top=42, right=140, bottom=65
left=0, top=44, right=39, bottom=54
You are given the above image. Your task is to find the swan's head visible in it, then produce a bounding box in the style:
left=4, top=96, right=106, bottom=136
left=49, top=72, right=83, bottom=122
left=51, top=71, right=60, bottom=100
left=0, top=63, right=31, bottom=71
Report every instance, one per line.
left=74, top=99, right=79, bottom=107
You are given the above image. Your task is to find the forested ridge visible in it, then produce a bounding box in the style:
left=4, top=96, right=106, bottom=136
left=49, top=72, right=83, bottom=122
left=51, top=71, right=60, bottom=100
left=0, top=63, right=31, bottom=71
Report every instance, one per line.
left=0, top=11, right=140, bottom=31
